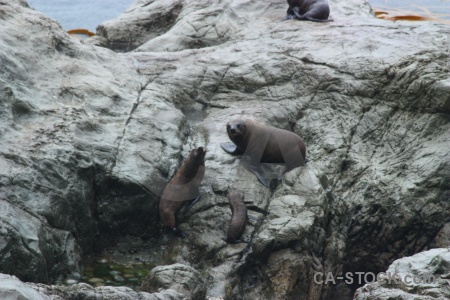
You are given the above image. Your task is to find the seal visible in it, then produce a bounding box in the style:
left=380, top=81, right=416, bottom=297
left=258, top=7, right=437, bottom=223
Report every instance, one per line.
left=284, top=0, right=331, bottom=22
left=220, top=118, right=306, bottom=187
left=159, top=147, right=206, bottom=238
left=225, top=190, right=247, bottom=243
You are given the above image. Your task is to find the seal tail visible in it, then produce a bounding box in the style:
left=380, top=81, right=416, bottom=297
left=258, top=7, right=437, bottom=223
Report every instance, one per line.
left=295, top=15, right=332, bottom=22
left=304, top=17, right=332, bottom=22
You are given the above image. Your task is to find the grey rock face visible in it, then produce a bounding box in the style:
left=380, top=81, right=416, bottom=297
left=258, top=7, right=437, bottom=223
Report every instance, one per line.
left=354, top=248, right=450, bottom=300
left=0, top=199, right=81, bottom=283
left=0, top=273, right=185, bottom=300
left=0, top=0, right=158, bottom=282
left=141, top=263, right=206, bottom=300
left=0, top=274, right=50, bottom=300
left=31, top=283, right=187, bottom=300
left=0, top=0, right=449, bottom=299
left=97, top=0, right=375, bottom=53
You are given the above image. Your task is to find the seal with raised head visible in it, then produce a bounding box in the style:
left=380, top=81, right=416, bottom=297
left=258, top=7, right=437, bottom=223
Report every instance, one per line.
left=225, top=190, right=247, bottom=243
left=159, top=147, right=206, bottom=238
left=220, top=118, right=306, bottom=187
left=284, top=0, right=331, bottom=22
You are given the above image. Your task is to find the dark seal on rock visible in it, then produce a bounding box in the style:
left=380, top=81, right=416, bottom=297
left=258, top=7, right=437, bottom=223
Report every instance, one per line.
left=225, top=190, right=247, bottom=243
left=284, top=0, right=331, bottom=22
left=159, top=147, right=206, bottom=238
left=220, top=118, right=306, bottom=187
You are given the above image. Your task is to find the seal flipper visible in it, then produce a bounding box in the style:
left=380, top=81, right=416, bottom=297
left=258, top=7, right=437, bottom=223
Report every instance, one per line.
left=303, top=17, right=332, bottom=22
left=173, top=227, right=188, bottom=238
left=283, top=14, right=295, bottom=21
left=183, top=195, right=201, bottom=214
left=220, top=142, right=242, bottom=155
left=248, top=164, right=270, bottom=188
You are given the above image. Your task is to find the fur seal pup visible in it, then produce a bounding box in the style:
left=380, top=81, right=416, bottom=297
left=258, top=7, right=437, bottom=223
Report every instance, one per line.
left=284, top=0, right=331, bottom=22
left=225, top=190, right=247, bottom=243
left=220, top=118, right=306, bottom=187
left=159, top=147, right=206, bottom=238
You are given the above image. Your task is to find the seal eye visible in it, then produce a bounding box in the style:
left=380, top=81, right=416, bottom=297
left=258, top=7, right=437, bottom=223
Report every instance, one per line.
left=226, top=124, right=231, bottom=131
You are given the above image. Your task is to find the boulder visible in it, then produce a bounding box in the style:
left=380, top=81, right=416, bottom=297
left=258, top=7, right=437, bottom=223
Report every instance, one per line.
left=141, top=263, right=206, bottom=300
left=0, top=274, right=49, bottom=300
left=354, top=248, right=450, bottom=300
left=0, top=273, right=186, bottom=300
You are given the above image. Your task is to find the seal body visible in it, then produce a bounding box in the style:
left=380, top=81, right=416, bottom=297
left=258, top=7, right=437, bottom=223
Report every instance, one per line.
left=159, top=147, right=206, bottom=237
left=220, top=118, right=306, bottom=187
left=284, top=0, right=330, bottom=22
left=226, top=190, right=247, bottom=243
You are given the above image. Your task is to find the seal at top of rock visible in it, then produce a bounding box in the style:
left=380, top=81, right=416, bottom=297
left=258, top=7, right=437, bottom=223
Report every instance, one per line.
left=220, top=118, right=306, bottom=187
left=284, top=0, right=331, bottom=22
left=159, top=147, right=206, bottom=238
left=225, top=190, right=247, bottom=243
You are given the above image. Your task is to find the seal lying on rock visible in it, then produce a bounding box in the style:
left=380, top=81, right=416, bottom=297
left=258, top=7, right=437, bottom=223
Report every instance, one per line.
left=225, top=190, right=247, bottom=243
left=159, top=147, right=206, bottom=238
left=284, top=0, right=331, bottom=22
left=220, top=118, right=307, bottom=187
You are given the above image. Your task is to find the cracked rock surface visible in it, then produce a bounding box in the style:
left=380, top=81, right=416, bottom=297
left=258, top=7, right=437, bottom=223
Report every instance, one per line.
left=354, top=248, right=450, bottom=300
left=141, top=263, right=206, bottom=300
left=0, top=0, right=449, bottom=299
left=0, top=273, right=186, bottom=300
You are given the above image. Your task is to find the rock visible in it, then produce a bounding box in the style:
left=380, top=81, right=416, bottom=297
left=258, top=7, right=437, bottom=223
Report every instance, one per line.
left=0, top=0, right=449, bottom=299
left=113, top=274, right=125, bottom=282
left=67, top=272, right=81, bottom=281
left=0, top=0, right=174, bottom=282
left=141, top=263, right=206, bottom=300
left=88, top=278, right=104, bottom=284
left=0, top=273, right=186, bottom=300
left=431, top=222, right=450, bottom=248
left=33, top=282, right=186, bottom=300
left=97, top=0, right=375, bottom=53
left=354, top=248, right=450, bottom=300
left=0, top=274, right=50, bottom=300
left=0, top=198, right=81, bottom=283
left=96, top=0, right=184, bottom=52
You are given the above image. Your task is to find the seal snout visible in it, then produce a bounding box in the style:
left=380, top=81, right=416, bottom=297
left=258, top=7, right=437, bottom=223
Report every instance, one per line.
left=227, top=124, right=240, bottom=138
left=196, top=146, right=207, bottom=158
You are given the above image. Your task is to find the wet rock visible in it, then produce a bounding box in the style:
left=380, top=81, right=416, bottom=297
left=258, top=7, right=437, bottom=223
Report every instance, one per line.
left=64, top=279, right=78, bottom=285
left=113, top=274, right=125, bottom=283
left=354, top=248, right=450, bottom=300
left=88, top=278, right=104, bottom=284
left=141, top=263, right=206, bottom=300
left=67, top=272, right=81, bottom=281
